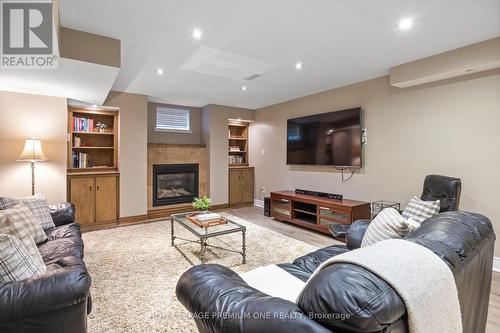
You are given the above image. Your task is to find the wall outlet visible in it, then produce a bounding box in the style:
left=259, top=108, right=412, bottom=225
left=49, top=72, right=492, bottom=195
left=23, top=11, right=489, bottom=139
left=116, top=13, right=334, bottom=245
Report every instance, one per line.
left=261, top=149, right=265, bottom=155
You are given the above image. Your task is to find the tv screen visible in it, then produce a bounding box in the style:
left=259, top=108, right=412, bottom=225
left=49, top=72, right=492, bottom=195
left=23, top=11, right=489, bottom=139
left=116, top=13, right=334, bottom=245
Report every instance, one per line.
left=286, top=108, right=362, bottom=167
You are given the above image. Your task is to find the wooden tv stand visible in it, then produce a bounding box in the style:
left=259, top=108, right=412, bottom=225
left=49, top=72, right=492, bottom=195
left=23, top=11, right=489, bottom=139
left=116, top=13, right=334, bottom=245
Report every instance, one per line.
left=270, top=190, right=371, bottom=234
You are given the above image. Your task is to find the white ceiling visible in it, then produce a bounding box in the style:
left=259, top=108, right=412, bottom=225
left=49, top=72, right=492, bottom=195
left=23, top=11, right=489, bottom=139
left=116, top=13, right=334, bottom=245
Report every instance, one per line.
left=0, top=59, right=119, bottom=104
left=58, top=0, right=500, bottom=109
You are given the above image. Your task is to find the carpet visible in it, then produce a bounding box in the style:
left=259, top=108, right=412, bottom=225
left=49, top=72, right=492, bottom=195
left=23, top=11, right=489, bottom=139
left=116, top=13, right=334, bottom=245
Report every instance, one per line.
left=82, top=213, right=319, bottom=332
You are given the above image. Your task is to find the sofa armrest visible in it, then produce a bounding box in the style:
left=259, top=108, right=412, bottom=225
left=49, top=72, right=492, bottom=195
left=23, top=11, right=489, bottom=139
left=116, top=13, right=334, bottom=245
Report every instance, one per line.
left=0, top=256, right=90, bottom=321
left=176, top=264, right=331, bottom=333
left=345, top=219, right=370, bottom=250
left=49, top=202, right=75, bottom=226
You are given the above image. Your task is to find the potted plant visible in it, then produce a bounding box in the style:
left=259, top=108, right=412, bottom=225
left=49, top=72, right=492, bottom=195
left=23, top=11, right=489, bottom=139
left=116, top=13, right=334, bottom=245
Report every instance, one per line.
left=192, top=195, right=211, bottom=214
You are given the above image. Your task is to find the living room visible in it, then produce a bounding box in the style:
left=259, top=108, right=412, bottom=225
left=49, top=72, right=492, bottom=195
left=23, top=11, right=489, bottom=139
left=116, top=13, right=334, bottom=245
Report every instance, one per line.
left=0, top=1, right=499, bottom=332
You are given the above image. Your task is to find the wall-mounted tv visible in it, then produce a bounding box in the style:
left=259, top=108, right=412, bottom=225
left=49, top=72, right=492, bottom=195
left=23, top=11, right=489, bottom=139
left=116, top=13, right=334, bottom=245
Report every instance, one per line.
left=286, top=107, right=362, bottom=167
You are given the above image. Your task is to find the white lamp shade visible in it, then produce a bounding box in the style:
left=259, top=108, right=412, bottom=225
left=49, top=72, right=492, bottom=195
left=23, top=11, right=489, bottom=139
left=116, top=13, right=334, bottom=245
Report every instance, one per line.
left=17, top=139, right=47, bottom=162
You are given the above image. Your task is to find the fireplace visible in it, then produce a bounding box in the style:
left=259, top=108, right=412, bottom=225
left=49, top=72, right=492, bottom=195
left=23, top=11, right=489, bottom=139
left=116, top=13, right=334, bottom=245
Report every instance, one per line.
left=153, top=164, right=199, bottom=206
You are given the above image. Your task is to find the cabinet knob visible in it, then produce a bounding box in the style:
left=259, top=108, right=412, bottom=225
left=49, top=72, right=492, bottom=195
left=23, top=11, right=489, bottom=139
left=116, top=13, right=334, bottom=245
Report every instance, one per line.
left=97, top=186, right=100, bottom=191
left=89, top=186, right=92, bottom=191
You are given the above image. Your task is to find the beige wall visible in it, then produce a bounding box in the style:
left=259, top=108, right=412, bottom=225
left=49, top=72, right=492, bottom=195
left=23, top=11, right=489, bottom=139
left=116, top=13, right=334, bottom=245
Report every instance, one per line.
left=147, top=102, right=201, bottom=145
left=0, top=91, right=67, bottom=203
left=251, top=71, right=500, bottom=256
left=201, top=105, right=255, bottom=205
left=105, top=91, right=148, bottom=218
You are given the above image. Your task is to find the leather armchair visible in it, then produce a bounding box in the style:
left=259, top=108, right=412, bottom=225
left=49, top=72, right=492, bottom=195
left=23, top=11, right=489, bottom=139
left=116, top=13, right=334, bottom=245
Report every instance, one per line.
left=0, top=202, right=91, bottom=333
left=329, top=174, right=462, bottom=244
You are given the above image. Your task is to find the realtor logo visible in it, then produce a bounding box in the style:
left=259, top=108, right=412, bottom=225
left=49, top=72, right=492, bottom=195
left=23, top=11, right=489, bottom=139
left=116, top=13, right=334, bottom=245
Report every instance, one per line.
left=1, top=1, right=58, bottom=69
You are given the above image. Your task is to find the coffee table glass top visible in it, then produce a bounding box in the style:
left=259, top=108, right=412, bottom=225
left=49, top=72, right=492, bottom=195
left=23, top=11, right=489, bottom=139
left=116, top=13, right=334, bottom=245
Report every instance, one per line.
left=171, top=212, right=245, bottom=237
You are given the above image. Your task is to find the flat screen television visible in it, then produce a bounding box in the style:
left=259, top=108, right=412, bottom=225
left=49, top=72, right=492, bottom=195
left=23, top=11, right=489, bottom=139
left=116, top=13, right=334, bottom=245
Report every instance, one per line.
left=286, top=107, right=362, bottom=167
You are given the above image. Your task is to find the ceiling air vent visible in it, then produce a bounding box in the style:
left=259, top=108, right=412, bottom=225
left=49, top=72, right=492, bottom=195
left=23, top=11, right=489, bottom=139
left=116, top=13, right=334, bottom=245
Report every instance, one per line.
left=242, top=74, right=262, bottom=81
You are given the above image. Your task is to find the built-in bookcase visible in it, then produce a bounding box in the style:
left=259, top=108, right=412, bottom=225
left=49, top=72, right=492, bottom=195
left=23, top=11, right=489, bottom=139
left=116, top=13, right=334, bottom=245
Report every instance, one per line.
left=228, top=121, right=249, bottom=166
left=67, top=107, right=119, bottom=172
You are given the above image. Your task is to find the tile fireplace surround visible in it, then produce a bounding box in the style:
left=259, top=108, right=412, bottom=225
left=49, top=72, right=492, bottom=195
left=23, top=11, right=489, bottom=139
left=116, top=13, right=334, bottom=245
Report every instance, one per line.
left=147, top=144, right=208, bottom=213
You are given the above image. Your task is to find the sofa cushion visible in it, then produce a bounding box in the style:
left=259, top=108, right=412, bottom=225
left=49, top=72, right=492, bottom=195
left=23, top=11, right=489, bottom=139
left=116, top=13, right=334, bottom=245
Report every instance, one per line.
left=0, top=234, right=46, bottom=283
left=37, top=225, right=84, bottom=264
left=361, top=208, right=418, bottom=247
left=292, top=244, right=349, bottom=274
left=0, top=213, right=45, bottom=268
left=0, top=205, right=47, bottom=244
left=0, top=194, right=56, bottom=230
left=45, top=223, right=82, bottom=242
left=402, top=196, right=440, bottom=224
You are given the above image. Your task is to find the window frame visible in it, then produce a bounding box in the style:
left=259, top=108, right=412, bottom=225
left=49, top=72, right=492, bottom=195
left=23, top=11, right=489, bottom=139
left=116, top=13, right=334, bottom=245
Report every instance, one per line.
left=154, top=106, right=192, bottom=133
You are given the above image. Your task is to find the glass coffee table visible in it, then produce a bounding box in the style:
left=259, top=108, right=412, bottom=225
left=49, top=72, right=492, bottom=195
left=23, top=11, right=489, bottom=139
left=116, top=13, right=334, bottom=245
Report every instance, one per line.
left=170, top=212, right=246, bottom=264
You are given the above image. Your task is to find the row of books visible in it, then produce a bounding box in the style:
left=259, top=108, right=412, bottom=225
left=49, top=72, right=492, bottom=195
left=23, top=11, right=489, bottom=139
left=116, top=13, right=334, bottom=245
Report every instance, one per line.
left=229, top=155, right=244, bottom=165
left=72, top=117, right=94, bottom=133
left=72, top=152, right=90, bottom=168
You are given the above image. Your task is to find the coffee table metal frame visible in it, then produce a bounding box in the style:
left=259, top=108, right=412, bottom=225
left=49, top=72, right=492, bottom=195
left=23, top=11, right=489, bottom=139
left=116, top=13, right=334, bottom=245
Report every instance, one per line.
left=170, top=212, right=246, bottom=264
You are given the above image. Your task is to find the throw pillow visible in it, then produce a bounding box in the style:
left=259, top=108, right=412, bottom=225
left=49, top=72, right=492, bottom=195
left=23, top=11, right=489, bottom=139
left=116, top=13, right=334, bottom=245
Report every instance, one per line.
left=401, top=196, right=440, bottom=224
left=0, top=205, right=48, bottom=244
left=0, top=234, right=46, bottom=283
left=0, top=194, right=55, bottom=230
left=0, top=197, right=17, bottom=210
left=0, top=214, right=46, bottom=269
left=361, top=208, right=418, bottom=247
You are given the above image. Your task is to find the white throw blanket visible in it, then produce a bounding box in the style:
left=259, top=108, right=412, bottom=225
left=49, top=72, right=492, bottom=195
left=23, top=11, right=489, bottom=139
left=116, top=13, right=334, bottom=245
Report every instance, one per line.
left=240, top=265, right=306, bottom=302
left=301, top=239, right=462, bottom=333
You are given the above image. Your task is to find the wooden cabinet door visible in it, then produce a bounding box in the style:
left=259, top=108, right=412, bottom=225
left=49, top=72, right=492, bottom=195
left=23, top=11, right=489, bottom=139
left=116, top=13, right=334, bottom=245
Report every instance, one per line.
left=70, top=177, right=95, bottom=226
left=95, top=176, right=117, bottom=223
left=229, top=170, right=242, bottom=205
left=241, top=169, right=254, bottom=203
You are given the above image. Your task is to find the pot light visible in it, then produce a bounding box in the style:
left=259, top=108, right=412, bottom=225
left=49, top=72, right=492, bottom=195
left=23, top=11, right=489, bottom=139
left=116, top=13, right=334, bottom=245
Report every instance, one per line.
left=156, top=68, right=164, bottom=75
left=192, top=28, right=202, bottom=40
left=92, top=104, right=97, bottom=108
left=398, top=18, right=414, bottom=30
left=241, top=86, right=247, bottom=91
left=295, top=62, right=303, bottom=70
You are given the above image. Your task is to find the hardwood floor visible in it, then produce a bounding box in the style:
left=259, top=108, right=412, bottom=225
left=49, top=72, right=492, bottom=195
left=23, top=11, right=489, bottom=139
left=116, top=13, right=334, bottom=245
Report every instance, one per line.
left=225, top=205, right=500, bottom=333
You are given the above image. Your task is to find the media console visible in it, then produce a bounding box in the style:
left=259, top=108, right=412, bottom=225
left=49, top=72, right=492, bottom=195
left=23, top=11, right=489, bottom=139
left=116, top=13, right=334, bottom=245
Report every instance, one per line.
left=270, top=190, right=371, bottom=234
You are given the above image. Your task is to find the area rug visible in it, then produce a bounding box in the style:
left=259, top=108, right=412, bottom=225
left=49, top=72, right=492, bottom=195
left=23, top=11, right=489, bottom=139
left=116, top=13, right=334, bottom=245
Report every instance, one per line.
left=82, top=213, right=319, bottom=332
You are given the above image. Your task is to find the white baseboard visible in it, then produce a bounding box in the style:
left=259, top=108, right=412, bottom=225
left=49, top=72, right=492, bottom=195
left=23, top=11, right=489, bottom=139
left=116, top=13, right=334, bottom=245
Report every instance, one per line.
left=494, top=257, right=500, bottom=272
left=254, top=199, right=264, bottom=208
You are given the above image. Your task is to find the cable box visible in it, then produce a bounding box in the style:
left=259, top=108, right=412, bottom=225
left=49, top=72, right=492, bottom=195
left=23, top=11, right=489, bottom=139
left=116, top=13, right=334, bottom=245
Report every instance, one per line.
left=295, top=189, right=343, bottom=201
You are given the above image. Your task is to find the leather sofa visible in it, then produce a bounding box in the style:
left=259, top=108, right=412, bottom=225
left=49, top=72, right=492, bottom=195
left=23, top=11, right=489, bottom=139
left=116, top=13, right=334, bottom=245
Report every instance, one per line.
left=176, top=179, right=494, bottom=333
left=0, top=203, right=91, bottom=333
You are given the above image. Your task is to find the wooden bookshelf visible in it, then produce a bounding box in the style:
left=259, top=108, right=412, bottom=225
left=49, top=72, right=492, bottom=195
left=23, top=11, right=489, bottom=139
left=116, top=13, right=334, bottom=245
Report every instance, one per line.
left=67, top=107, right=119, bottom=172
left=228, top=121, right=249, bottom=166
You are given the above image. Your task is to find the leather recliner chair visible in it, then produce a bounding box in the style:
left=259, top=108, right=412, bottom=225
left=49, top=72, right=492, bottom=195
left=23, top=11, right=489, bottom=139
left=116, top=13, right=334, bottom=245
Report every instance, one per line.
left=330, top=174, right=462, bottom=243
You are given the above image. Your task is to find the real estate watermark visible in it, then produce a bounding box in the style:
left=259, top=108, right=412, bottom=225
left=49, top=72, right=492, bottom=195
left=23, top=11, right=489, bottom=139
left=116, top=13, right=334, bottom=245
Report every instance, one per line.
left=1, top=1, right=58, bottom=69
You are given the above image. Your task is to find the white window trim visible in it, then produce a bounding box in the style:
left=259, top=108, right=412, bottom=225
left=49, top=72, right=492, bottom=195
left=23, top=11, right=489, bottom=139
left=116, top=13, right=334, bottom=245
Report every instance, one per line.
left=155, top=106, right=192, bottom=133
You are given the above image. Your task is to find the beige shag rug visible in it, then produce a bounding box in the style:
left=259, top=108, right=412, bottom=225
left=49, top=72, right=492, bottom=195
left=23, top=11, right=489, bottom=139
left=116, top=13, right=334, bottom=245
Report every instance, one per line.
left=82, top=213, right=318, bottom=332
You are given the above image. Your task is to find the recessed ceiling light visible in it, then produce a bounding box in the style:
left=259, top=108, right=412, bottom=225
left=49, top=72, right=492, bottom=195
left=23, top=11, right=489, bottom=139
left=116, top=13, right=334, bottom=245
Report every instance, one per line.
left=156, top=68, right=164, bottom=75
left=398, top=18, right=414, bottom=30
left=92, top=104, right=97, bottom=108
left=241, top=86, right=247, bottom=91
left=192, top=28, right=202, bottom=40
left=295, top=62, right=303, bottom=70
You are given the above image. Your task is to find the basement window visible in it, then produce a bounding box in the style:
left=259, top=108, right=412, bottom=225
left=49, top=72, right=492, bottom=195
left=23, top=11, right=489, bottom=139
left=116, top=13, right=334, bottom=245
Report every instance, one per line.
left=155, top=106, right=191, bottom=133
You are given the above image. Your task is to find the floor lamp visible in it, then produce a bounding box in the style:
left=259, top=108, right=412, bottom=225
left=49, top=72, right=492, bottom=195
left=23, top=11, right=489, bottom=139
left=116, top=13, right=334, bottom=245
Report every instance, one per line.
left=17, top=139, right=47, bottom=195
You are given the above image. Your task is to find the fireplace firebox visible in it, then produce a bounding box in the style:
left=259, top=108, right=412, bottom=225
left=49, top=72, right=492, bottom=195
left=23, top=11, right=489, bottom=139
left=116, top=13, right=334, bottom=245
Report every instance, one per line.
left=153, top=164, right=199, bottom=206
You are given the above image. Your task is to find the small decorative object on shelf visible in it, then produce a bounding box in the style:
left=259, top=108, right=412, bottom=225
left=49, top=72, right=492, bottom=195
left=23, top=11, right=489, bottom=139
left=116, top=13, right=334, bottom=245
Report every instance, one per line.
left=96, top=122, right=108, bottom=133
left=192, top=195, right=211, bottom=213
left=371, top=200, right=401, bottom=218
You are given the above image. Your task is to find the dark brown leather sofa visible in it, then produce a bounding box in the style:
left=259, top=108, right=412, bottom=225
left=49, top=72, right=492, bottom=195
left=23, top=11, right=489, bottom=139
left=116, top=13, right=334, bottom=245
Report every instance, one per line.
left=0, top=203, right=91, bottom=333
